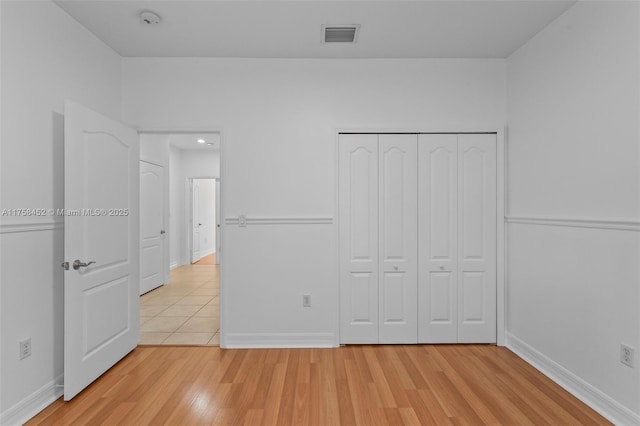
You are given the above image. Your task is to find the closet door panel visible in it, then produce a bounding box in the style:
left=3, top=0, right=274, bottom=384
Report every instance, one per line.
left=379, top=134, right=418, bottom=344
left=418, top=134, right=458, bottom=343
left=457, top=134, right=497, bottom=343
left=339, top=134, right=379, bottom=343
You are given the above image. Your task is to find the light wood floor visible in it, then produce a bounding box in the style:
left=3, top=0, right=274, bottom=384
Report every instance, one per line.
left=28, top=345, right=609, bottom=425
left=195, top=253, right=217, bottom=265
left=140, top=255, right=219, bottom=345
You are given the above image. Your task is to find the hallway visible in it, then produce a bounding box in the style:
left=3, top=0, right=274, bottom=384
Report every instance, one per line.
left=139, top=255, right=219, bottom=345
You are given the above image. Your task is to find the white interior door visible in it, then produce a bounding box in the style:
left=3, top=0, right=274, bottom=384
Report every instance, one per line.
left=191, top=180, right=201, bottom=263
left=378, top=134, right=417, bottom=344
left=418, top=134, right=497, bottom=344
left=196, top=179, right=215, bottom=258
left=215, top=179, right=221, bottom=265
left=418, top=134, right=458, bottom=343
left=63, top=101, right=139, bottom=401
left=339, top=134, right=379, bottom=343
left=457, top=134, right=496, bottom=343
left=140, top=161, right=164, bottom=295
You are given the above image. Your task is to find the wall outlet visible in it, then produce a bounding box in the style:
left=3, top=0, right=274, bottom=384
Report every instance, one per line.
left=19, top=338, right=31, bottom=360
left=620, top=344, right=634, bottom=368
left=302, top=294, right=311, bottom=307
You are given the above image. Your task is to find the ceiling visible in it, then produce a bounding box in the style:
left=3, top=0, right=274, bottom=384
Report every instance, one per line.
left=169, top=133, right=220, bottom=151
left=54, top=1, right=575, bottom=59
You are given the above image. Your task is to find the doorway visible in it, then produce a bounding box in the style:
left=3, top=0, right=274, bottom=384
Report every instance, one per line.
left=139, top=132, right=222, bottom=345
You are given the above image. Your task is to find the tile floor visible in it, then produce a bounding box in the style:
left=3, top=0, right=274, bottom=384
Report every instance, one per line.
left=139, top=255, right=219, bottom=345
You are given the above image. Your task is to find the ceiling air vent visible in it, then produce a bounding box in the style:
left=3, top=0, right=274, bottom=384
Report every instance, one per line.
left=322, top=25, right=359, bottom=43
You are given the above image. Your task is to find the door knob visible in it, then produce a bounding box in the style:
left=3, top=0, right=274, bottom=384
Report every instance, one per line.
left=160, top=230, right=166, bottom=235
left=73, top=260, right=96, bottom=270
left=439, top=265, right=445, bottom=270
left=393, top=265, right=399, bottom=271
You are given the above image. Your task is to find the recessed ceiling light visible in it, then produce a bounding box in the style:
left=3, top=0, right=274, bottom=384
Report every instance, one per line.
left=139, top=11, right=162, bottom=26
left=197, top=139, right=206, bottom=144
left=207, top=143, right=214, bottom=146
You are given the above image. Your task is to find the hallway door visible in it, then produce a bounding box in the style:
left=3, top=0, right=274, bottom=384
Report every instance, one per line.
left=140, top=160, right=165, bottom=294
left=191, top=180, right=201, bottom=262
left=63, top=101, right=139, bottom=400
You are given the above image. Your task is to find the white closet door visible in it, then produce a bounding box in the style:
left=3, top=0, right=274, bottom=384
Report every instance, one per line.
left=457, top=134, right=497, bottom=343
left=339, top=134, right=379, bottom=343
left=418, top=134, right=458, bottom=343
left=378, top=134, right=418, bottom=344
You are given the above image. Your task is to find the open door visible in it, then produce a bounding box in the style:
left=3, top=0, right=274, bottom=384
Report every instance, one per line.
left=63, top=101, right=139, bottom=400
left=191, top=179, right=201, bottom=263
left=215, top=179, right=221, bottom=265
left=140, top=161, right=165, bottom=295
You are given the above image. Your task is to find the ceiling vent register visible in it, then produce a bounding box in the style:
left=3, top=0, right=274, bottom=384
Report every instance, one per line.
left=323, top=25, right=359, bottom=43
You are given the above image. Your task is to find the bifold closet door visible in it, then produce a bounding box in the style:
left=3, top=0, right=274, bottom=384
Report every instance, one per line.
left=418, top=134, right=458, bottom=343
left=339, top=134, right=379, bottom=344
left=378, top=134, right=417, bottom=344
left=418, top=134, right=497, bottom=343
left=457, top=134, right=496, bottom=343
left=339, top=134, right=418, bottom=344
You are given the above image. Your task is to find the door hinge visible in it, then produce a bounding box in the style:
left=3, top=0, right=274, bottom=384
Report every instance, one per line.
left=61, top=262, right=69, bottom=270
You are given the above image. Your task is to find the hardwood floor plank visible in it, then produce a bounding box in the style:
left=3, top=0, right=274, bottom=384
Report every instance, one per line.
left=397, top=346, right=429, bottom=389
left=98, top=401, right=136, bottom=425
left=383, top=407, right=404, bottom=425
left=331, top=350, right=357, bottom=426
left=374, top=346, right=412, bottom=408
left=362, top=347, right=397, bottom=408
left=243, top=409, right=264, bottom=426
left=260, top=362, right=287, bottom=425
left=275, top=349, right=299, bottom=425
left=398, top=407, right=422, bottom=426
left=431, top=347, right=517, bottom=425
left=404, top=389, right=440, bottom=425
left=25, top=345, right=611, bottom=426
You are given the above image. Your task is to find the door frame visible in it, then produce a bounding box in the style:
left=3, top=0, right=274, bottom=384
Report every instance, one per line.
left=334, top=127, right=507, bottom=346
left=138, top=128, right=226, bottom=344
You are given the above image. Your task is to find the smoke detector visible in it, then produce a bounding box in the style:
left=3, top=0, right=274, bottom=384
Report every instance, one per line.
left=140, top=11, right=162, bottom=25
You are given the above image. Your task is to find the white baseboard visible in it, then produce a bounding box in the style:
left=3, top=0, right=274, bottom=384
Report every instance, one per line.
left=169, top=261, right=179, bottom=270
left=507, top=333, right=640, bottom=426
left=0, top=375, right=63, bottom=426
left=223, top=332, right=338, bottom=349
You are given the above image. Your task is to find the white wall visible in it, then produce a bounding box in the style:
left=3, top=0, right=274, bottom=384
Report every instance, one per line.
left=140, top=134, right=171, bottom=283
left=0, top=1, right=122, bottom=422
left=123, top=58, right=506, bottom=347
left=169, top=148, right=219, bottom=267
left=180, top=149, right=220, bottom=179
left=506, top=2, right=639, bottom=423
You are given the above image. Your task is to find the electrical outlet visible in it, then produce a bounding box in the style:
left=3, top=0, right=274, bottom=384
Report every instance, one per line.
left=620, top=344, right=634, bottom=368
left=19, top=338, right=31, bottom=360
left=303, top=294, right=311, bottom=307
